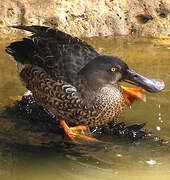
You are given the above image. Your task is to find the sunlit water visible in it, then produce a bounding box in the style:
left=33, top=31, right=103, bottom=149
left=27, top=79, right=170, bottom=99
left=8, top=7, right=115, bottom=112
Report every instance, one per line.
left=0, top=36, right=170, bottom=180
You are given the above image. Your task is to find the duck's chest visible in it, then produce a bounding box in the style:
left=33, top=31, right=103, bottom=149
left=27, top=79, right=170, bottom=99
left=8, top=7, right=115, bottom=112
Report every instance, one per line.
left=88, top=85, right=125, bottom=126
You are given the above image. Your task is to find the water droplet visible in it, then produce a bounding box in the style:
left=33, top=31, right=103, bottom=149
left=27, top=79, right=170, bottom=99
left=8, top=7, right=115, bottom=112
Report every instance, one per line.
left=156, top=126, right=161, bottom=131
left=116, top=154, right=123, bottom=157
left=104, top=146, right=108, bottom=150
left=154, top=136, right=160, bottom=141
left=146, top=159, right=157, bottom=165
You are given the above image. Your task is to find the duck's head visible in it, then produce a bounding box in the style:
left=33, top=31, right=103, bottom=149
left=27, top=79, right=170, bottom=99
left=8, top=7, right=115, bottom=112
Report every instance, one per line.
left=80, top=56, right=164, bottom=92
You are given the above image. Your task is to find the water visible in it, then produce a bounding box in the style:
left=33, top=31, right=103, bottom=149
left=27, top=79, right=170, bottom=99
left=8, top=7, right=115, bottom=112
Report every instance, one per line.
left=0, top=36, right=170, bottom=180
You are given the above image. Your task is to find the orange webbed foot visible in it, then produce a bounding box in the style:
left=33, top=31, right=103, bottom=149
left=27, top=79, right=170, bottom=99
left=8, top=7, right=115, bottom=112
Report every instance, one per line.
left=60, top=120, right=101, bottom=144
left=10, top=96, right=22, bottom=101
left=121, top=86, right=146, bottom=106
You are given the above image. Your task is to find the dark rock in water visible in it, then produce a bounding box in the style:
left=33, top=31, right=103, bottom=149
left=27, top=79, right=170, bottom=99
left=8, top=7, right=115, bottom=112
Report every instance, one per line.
left=0, top=0, right=169, bottom=38
left=16, top=94, right=58, bottom=125
left=99, top=122, right=152, bottom=142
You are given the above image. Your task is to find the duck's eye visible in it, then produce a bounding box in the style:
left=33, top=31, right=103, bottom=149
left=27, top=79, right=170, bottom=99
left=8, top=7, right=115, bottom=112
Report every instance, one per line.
left=110, top=67, right=116, bottom=72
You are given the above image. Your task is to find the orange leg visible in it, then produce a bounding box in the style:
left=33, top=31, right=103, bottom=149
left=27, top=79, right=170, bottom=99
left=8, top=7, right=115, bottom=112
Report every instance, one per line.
left=121, top=86, right=146, bottom=106
left=60, top=120, right=100, bottom=144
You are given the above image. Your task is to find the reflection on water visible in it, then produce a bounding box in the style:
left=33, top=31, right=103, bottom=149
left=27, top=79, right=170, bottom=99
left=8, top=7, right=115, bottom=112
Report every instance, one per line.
left=0, top=36, right=170, bottom=180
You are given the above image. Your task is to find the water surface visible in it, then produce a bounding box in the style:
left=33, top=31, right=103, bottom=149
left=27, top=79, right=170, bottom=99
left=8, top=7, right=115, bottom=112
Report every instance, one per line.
left=0, top=36, right=170, bottom=180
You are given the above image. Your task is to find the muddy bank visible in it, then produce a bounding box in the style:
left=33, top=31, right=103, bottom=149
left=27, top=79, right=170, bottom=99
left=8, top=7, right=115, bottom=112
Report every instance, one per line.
left=0, top=0, right=169, bottom=38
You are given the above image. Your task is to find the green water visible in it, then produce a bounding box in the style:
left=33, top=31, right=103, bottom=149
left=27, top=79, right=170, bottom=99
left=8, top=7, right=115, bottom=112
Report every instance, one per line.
left=0, top=36, right=170, bottom=180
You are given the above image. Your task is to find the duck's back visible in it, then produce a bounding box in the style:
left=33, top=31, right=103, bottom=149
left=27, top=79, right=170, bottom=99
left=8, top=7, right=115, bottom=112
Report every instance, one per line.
left=6, top=26, right=99, bottom=86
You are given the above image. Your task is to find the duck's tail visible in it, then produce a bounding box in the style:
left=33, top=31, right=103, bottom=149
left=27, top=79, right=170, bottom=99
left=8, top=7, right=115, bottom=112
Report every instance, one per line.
left=5, top=25, right=54, bottom=64
left=5, top=25, right=75, bottom=68
left=5, top=36, right=35, bottom=72
left=5, top=25, right=55, bottom=72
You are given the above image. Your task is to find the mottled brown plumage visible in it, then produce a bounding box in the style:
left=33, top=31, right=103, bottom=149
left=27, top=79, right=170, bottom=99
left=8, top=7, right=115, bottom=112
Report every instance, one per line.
left=6, top=25, right=164, bottom=130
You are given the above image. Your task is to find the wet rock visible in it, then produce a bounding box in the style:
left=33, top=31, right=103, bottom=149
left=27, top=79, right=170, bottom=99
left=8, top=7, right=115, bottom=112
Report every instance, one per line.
left=0, top=0, right=169, bottom=38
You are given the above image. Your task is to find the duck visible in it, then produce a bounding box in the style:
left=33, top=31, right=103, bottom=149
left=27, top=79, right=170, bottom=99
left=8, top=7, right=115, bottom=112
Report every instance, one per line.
left=6, top=25, right=164, bottom=143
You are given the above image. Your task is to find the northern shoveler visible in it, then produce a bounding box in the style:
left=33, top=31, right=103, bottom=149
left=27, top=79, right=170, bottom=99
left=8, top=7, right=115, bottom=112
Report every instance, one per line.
left=6, top=25, right=164, bottom=143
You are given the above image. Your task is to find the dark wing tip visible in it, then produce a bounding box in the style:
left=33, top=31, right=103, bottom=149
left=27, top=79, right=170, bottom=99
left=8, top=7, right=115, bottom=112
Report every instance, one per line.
left=9, top=25, right=56, bottom=38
